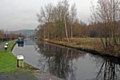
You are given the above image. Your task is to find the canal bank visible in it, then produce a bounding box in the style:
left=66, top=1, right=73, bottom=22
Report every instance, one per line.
left=45, top=39, right=120, bottom=59
left=0, top=40, right=62, bottom=80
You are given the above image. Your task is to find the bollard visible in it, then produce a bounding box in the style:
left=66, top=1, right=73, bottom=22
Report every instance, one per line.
left=17, top=55, right=24, bottom=68
left=4, top=45, right=7, bottom=51
left=5, top=43, right=8, bottom=46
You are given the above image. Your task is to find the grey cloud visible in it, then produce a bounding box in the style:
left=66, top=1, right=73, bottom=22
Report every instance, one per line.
left=0, top=0, right=97, bottom=31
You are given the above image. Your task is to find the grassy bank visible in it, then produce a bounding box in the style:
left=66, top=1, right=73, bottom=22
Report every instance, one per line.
left=0, top=41, right=17, bottom=73
left=45, top=38, right=120, bottom=58
left=0, top=40, right=40, bottom=73
left=45, top=38, right=102, bottom=51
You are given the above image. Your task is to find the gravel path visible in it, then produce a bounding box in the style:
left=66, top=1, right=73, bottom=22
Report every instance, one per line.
left=0, top=42, right=6, bottom=50
left=0, top=71, right=38, bottom=80
left=0, top=71, right=63, bottom=80
left=0, top=41, right=12, bottom=50
left=34, top=72, right=63, bottom=80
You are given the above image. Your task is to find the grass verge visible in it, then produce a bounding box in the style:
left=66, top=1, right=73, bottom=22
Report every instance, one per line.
left=0, top=40, right=41, bottom=73
left=0, top=40, right=17, bottom=73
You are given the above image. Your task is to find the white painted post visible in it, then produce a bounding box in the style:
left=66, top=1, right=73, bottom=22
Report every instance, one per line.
left=17, top=55, right=24, bottom=68
left=4, top=45, right=7, bottom=51
left=5, top=43, right=8, bottom=46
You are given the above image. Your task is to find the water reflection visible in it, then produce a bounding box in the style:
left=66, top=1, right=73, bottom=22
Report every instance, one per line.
left=12, top=40, right=120, bottom=80
left=24, top=39, right=36, bottom=45
left=36, top=41, right=86, bottom=80
left=93, top=56, right=120, bottom=80
left=36, top=41, right=120, bottom=80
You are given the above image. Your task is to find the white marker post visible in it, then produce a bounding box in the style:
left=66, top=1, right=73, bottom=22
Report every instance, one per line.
left=5, top=43, right=8, bottom=46
left=17, top=55, right=24, bottom=68
left=4, top=45, right=7, bottom=51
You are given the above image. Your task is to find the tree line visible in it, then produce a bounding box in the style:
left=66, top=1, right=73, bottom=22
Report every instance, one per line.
left=37, top=0, right=120, bottom=52
left=0, top=30, right=25, bottom=41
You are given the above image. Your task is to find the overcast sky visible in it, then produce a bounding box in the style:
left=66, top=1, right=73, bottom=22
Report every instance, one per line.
left=0, top=0, right=97, bottom=31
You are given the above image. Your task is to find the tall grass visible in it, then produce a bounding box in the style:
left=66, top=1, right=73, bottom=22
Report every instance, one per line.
left=69, top=38, right=102, bottom=50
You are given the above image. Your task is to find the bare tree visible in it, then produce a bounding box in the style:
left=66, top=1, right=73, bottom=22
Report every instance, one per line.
left=37, top=3, right=53, bottom=39
left=37, top=0, right=78, bottom=42
left=91, top=0, right=120, bottom=53
left=70, top=3, right=77, bottom=38
left=62, top=0, right=70, bottom=42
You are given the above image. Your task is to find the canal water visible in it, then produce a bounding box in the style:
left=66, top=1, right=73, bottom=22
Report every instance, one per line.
left=12, top=40, right=120, bottom=80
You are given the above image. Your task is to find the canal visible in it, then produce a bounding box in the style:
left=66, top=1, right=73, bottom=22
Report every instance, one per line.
left=12, top=39, right=120, bottom=80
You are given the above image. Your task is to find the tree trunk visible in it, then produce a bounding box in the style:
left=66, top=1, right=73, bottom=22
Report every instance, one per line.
left=64, top=14, right=69, bottom=42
